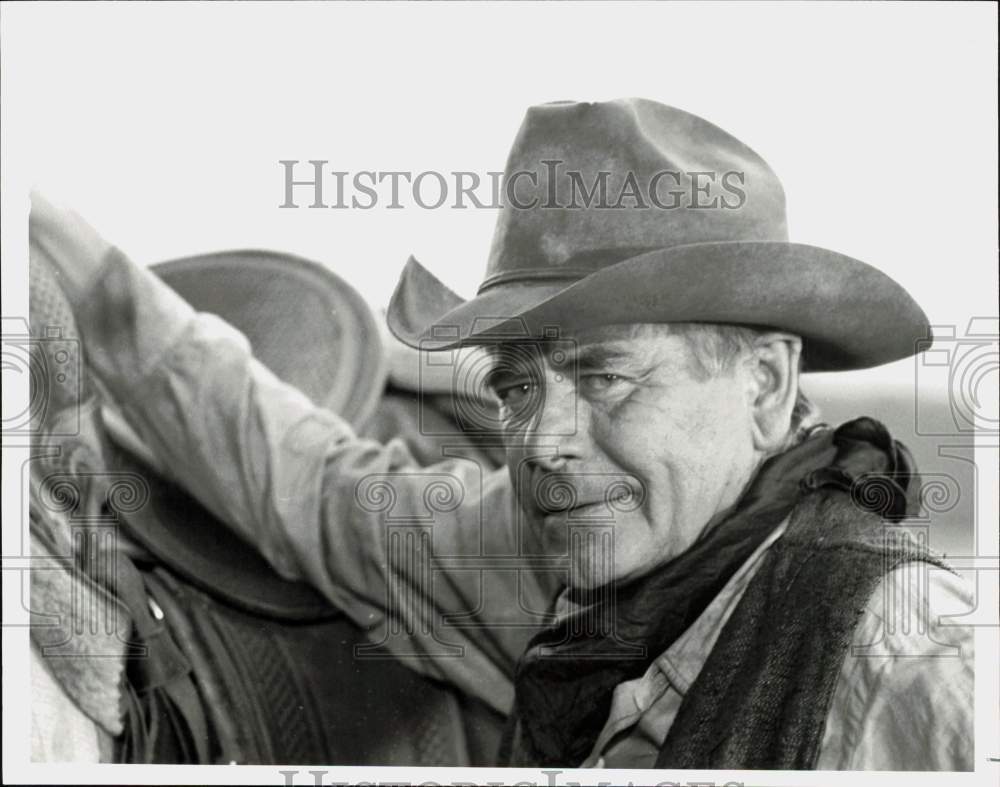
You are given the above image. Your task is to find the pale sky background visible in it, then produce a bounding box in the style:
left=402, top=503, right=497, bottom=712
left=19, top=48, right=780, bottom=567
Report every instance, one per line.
left=2, top=2, right=997, bottom=396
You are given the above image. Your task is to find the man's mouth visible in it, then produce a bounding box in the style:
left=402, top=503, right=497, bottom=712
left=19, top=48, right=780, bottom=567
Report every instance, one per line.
left=538, top=494, right=636, bottom=519
left=529, top=472, right=644, bottom=518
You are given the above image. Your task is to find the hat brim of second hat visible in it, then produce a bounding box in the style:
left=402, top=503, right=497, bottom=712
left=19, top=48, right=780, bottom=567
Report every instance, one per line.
left=386, top=241, right=931, bottom=373
left=155, top=250, right=387, bottom=428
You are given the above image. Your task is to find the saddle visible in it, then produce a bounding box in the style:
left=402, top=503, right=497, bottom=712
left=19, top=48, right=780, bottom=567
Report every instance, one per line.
left=29, top=247, right=505, bottom=765
left=106, top=436, right=503, bottom=766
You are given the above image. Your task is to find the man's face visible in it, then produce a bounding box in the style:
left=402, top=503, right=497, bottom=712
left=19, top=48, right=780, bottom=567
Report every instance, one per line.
left=488, top=324, right=764, bottom=588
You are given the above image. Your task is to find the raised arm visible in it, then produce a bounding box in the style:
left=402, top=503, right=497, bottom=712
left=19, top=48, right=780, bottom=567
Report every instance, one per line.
left=29, top=193, right=553, bottom=713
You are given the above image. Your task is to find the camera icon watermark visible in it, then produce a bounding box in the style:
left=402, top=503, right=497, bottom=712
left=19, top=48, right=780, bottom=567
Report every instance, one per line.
left=914, top=317, right=998, bottom=437
left=418, top=320, right=579, bottom=440
left=2, top=316, right=81, bottom=436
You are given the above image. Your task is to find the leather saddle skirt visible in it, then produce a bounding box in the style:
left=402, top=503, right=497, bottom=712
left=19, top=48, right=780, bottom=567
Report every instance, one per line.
left=109, top=439, right=504, bottom=765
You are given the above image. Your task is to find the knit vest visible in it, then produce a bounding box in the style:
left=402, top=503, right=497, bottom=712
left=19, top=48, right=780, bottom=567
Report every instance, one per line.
left=655, top=487, right=948, bottom=769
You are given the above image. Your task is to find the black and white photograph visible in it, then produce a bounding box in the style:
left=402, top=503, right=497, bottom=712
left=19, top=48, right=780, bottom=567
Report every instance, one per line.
left=1, top=3, right=997, bottom=786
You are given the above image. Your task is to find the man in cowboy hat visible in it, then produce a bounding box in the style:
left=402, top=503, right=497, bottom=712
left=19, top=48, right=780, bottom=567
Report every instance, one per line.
left=32, top=98, right=973, bottom=770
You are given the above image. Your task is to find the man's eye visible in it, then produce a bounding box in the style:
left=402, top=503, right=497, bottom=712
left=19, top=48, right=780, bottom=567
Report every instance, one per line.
left=495, top=382, right=534, bottom=408
left=581, top=373, right=624, bottom=393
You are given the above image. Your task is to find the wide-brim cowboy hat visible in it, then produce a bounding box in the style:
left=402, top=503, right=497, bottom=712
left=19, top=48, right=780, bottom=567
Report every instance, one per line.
left=387, top=98, right=931, bottom=372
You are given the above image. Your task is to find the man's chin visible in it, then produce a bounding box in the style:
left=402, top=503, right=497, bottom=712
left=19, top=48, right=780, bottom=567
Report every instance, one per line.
left=562, top=527, right=633, bottom=590
left=530, top=510, right=660, bottom=588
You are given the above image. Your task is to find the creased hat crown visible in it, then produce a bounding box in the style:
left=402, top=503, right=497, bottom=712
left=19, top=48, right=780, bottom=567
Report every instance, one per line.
left=482, top=98, right=788, bottom=291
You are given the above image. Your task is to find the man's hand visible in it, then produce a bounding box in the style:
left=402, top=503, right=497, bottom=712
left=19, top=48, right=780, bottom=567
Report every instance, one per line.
left=29, top=191, right=114, bottom=305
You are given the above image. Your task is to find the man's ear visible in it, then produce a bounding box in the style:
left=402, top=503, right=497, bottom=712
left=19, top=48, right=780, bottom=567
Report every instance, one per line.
left=745, top=333, right=802, bottom=453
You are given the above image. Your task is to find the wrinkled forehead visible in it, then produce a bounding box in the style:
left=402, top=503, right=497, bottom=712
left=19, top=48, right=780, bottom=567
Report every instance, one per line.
left=481, top=323, right=693, bottom=379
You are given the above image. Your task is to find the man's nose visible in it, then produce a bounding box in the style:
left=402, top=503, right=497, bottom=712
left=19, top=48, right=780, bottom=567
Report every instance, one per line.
left=522, top=374, right=586, bottom=471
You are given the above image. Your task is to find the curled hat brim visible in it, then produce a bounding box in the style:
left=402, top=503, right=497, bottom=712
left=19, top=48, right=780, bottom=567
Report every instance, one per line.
left=154, top=250, right=387, bottom=428
left=386, top=242, right=932, bottom=373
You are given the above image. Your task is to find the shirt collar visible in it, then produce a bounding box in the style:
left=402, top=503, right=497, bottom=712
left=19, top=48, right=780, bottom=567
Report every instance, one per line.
left=653, top=516, right=791, bottom=693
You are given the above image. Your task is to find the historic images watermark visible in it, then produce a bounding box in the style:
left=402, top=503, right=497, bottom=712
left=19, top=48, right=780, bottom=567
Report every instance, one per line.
left=278, top=160, right=748, bottom=211
left=278, top=768, right=745, bottom=786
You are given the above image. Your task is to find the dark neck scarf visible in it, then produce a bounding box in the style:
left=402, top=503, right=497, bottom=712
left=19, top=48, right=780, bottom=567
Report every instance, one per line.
left=501, top=417, right=919, bottom=767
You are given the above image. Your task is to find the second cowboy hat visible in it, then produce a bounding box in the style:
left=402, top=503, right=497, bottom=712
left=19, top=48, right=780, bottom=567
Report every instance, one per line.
left=153, top=249, right=387, bottom=428
left=387, top=98, right=930, bottom=371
